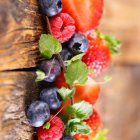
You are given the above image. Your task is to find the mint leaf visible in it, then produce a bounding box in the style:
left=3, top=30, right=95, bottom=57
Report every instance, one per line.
left=43, top=122, right=51, bottom=129
left=57, top=87, right=75, bottom=101
left=64, top=60, right=88, bottom=86
left=65, top=118, right=91, bottom=136
left=104, top=75, right=112, bottom=82
left=66, top=54, right=85, bottom=65
left=35, top=69, right=45, bottom=82
left=67, top=101, right=93, bottom=120
left=39, top=34, right=62, bottom=59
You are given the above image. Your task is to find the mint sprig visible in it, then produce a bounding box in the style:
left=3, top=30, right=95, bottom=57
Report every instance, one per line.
left=64, top=59, right=88, bottom=86
left=39, top=34, right=62, bottom=59
left=57, top=87, right=75, bottom=101
left=65, top=118, right=91, bottom=136
left=67, top=101, right=93, bottom=120
left=35, top=69, right=45, bottom=82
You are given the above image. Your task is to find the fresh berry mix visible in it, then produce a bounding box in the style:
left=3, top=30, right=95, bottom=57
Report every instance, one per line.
left=26, top=101, right=50, bottom=127
left=67, top=33, right=89, bottom=54
left=26, top=0, right=121, bottom=140
left=39, top=58, right=61, bottom=82
left=40, top=87, right=62, bottom=110
left=50, top=13, right=76, bottom=43
left=39, top=0, right=62, bottom=17
left=37, top=115, right=64, bottom=140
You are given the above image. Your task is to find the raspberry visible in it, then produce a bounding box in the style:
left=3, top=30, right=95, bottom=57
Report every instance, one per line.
left=50, top=13, right=76, bottom=43
left=37, top=115, right=64, bottom=140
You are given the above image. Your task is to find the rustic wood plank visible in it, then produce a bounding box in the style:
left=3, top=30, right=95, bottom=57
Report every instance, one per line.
left=100, top=0, right=140, bottom=64
left=0, top=71, right=40, bottom=140
left=95, top=65, right=140, bottom=140
left=0, top=0, right=44, bottom=71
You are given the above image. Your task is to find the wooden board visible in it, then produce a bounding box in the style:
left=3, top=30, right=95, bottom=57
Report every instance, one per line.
left=0, top=72, right=39, bottom=140
left=100, top=0, right=140, bottom=64
left=0, top=0, right=44, bottom=71
left=95, top=65, right=140, bottom=140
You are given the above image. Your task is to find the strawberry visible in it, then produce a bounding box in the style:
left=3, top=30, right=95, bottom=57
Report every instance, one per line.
left=83, top=30, right=121, bottom=78
left=74, top=110, right=102, bottom=140
left=83, top=30, right=111, bottom=78
left=62, top=0, right=103, bottom=32
left=50, top=13, right=75, bottom=43
left=36, top=115, right=64, bottom=140
left=54, top=72, right=100, bottom=105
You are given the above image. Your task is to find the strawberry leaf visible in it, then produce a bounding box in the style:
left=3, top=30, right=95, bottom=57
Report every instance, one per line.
left=65, top=118, right=91, bottom=136
left=57, top=87, right=75, bottom=101
left=58, top=114, right=69, bottom=124
left=104, top=35, right=121, bottom=54
left=95, top=29, right=121, bottom=54
left=67, top=101, right=93, bottom=120
left=39, top=34, right=62, bottom=59
left=64, top=60, right=88, bottom=86
left=35, top=69, right=45, bottom=82
left=94, top=129, right=108, bottom=140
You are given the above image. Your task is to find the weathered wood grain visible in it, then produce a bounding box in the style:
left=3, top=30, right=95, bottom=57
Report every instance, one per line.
left=95, top=65, right=140, bottom=140
left=100, top=0, right=140, bottom=64
left=0, top=0, right=44, bottom=71
left=0, top=71, right=40, bottom=140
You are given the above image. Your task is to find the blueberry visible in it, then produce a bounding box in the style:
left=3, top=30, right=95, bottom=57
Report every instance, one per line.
left=39, top=0, right=62, bottom=17
left=61, top=136, right=76, bottom=140
left=60, top=48, right=73, bottom=61
left=40, top=87, right=62, bottom=110
left=40, top=58, right=61, bottom=83
left=67, top=33, right=88, bottom=54
left=27, top=101, right=50, bottom=127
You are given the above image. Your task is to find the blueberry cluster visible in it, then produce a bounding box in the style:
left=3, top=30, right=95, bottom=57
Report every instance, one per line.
left=27, top=86, right=62, bottom=127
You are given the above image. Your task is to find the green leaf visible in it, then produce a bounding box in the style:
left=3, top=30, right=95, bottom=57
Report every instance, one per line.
left=65, top=118, right=91, bottom=136
left=104, top=75, right=112, bottom=82
left=66, top=54, right=85, bottom=65
left=43, top=122, right=51, bottom=129
left=35, top=69, right=46, bottom=82
left=64, top=60, right=88, bottom=86
left=57, top=87, right=75, bottom=101
left=104, top=35, right=121, bottom=54
left=58, top=114, right=69, bottom=124
left=67, top=101, right=93, bottom=120
left=95, top=29, right=121, bottom=55
left=39, top=34, right=62, bottom=59
left=94, top=129, right=108, bottom=140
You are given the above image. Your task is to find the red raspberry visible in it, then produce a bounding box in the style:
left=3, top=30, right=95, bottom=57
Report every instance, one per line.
left=37, top=115, right=64, bottom=140
left=50, top=13, right=76, bottom=43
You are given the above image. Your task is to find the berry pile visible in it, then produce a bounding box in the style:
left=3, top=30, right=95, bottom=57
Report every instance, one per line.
left=26, top=0, right=121, bottom=140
